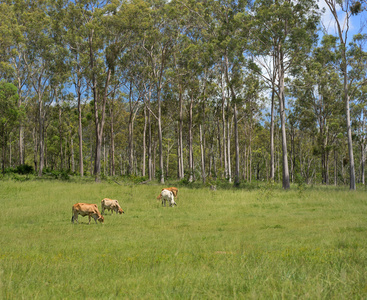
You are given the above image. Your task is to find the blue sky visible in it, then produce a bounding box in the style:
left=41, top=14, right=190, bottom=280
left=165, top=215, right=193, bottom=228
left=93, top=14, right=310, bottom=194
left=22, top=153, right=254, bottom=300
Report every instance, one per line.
left=319, top=0, right=367, bottom=45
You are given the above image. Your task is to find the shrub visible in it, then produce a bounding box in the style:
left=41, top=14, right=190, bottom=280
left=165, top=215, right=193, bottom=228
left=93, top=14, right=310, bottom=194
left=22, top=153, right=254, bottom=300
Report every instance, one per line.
left=4, top=164, right=34, bottom=175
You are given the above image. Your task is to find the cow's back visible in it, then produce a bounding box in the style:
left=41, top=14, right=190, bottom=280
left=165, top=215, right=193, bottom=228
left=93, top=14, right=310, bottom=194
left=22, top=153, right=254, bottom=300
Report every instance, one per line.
left=73, top=203, right=98, bottom=214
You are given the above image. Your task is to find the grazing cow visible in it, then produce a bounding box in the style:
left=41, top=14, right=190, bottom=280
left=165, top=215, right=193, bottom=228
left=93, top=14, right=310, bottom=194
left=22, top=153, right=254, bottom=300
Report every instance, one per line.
left=161, top=189, right=177, bottom=207
left=101, top=198, right=124, bottom=215
left=71, top=203, right=104, bottom=224
left=156, top=187, right=178, bottom=199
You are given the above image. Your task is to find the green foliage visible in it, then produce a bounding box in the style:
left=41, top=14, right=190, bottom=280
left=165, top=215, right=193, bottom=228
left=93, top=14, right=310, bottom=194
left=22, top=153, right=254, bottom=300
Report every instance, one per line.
left=178, top=177, right=190, bottom=185
left=125, top=174, right=148, bottom=184
left=43, top=169, right=71, bottom=181
left=1, top=0, right=365, bottom=189
left=0, top=80, right=19, bottom=135
left=295, top=173, right=306, bottom=196
left=15, top=164, right=34, bottom=175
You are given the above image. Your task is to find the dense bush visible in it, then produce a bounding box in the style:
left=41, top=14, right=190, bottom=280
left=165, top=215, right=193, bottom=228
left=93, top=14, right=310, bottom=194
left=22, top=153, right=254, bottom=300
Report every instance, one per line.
left=4, top=164, right=34, bottom=175
left=16, top=164, right=34, bottom=174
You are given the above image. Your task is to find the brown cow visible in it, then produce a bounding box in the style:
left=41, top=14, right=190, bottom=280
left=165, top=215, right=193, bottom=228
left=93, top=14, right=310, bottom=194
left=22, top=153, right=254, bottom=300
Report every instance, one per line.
left=156, top=187, right=178, bottom=199
left=101, top=198, right=124, bottom=215
left=71, top=203, right=104, bottom=224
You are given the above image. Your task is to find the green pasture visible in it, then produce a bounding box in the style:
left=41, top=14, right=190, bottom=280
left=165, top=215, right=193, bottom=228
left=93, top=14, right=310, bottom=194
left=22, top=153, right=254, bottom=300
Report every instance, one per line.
left=1, top=180, right=367, bottom=299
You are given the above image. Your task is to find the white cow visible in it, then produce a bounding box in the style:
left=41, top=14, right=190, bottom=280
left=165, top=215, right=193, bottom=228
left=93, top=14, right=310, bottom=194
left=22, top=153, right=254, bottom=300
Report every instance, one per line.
left=101, top=198, right=124, bottom=215
left=161, top=189, right=177, bottom=207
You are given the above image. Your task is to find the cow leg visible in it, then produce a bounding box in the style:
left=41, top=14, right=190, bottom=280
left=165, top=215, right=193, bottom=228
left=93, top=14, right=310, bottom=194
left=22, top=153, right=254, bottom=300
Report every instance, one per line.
left=92, top=215, right=98, bottom=224
left=101, top=207, right=105, bottom=215
left=72, top=213, right=79, bottom=224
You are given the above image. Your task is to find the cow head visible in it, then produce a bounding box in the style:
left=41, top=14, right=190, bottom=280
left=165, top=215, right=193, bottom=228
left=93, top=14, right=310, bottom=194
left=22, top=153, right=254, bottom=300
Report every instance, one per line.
left=118, top=207, right=124, bottom=214
left=98, top=215, right=104, bottom=223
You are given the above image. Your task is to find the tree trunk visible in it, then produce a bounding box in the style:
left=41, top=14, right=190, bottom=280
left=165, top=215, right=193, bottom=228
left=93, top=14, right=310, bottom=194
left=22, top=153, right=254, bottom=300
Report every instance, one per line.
left=58, top=105, right=64, bottom=170
left=200, top=124, right=206, bottom=184
left=217, top=119, right=222, bottom=171
left=177, top=122, right=181, bottom=179
left=38, top=93, right=45, bottom=177
left=104, top=137, right=107, bottom=175
left=234, top=102, right=240, bottom=186
left=32, top=127, right=38, bottom=172
left=346, top=92, right=356, bottom=189
left=361, top=112, right=366, bottom=185
left=179, top=86, right=184, bottom=179
left=148, top=100, right=152, bottom=181
left=334, top=149, right=337, bottom=186
left=17, top=80, right=25, bottom=165
left=188, top=93, right=194, bottom=183
left=109, top=104, right=115, bottom=177
left=325, top=0, right=355, bottom=190
left=142, top=105, right=147, bottom=177
left=157, top=88, right=164, bottom=184
left=270, top=85, right=275, bottom=181
left=227, top=115, right=232, bottom=183
left=93, top=68, right=111, bottom=182
left=128, top=83, right=134, bottom=175
left=1, top=132, right=6, bottom=173
left=71, top=136, right=75, bottom=173
left=278, top=45, right=290, bottom=189
left=77, top=78, right=84, bottom=177
left=221, top=71, right=227, bottom=179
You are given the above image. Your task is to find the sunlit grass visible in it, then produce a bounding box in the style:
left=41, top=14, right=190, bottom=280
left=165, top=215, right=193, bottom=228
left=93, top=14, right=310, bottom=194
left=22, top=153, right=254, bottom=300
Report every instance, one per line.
left=0, top=180, right=366, bottom=298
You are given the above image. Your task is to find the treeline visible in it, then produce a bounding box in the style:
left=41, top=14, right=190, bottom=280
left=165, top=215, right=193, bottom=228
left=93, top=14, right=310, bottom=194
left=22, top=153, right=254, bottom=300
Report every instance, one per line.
left=0, top=0, right=366, bottom=188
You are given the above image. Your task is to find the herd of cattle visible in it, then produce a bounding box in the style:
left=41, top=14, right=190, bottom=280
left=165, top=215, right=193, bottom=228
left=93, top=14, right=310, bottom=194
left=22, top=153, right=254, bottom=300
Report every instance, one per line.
left=71, top=187, right=179, bottom=224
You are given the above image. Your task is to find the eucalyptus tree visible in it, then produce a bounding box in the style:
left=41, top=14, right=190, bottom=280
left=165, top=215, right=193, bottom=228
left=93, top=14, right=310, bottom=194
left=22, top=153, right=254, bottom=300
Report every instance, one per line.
left=104, top=0, right=153, bottom=176
left=0, top=81, right=19, bottom=173
left=79, top=0, right=113, bottom=181
left=211, top=0, right=266, bottom=185
left=348, top=33, right=367, bottom=184
left=355, top=82, right=367, bottom=184
left=21, top=0, right=65, bottom=176
left=291, top=34, right=344, bottom=184
left=168, top=2, right=201, bottom=181
left=80, top=0, right=140, bottom=181
left=166, top=0, right=218, bottom=182
left=324, top=0, right=367, bottom=190
left=177, top=36, right=213, bottom=183
left=171, top=44, right=188, bottom=180
left=140, top=0, right=184, bottom=184
left=252, top=0, right=320, bottom=189
left=63, top=0, right=93, bottom=177
left=1, top=1, right=31, bottom=166
left=250, top=51, right=277, bottom=181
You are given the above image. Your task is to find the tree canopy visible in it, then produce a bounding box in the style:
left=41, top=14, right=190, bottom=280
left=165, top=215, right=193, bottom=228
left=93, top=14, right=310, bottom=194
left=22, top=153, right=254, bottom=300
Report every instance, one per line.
left=0, top=0, right=366, bottom=188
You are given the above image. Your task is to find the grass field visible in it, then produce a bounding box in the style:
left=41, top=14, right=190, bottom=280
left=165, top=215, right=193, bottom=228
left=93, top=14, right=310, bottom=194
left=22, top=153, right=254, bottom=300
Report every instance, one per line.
left=1, top=180, right=367, bottom=299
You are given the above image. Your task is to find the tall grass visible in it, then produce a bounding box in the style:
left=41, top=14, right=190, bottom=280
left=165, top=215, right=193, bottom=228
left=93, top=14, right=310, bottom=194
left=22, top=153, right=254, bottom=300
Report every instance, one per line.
left=0, top=180, right=366, bottom=299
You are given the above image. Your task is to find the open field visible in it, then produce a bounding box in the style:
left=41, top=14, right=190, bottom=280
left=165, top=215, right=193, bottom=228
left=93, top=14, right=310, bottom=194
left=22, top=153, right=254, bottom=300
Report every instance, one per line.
left=1, top=180, right=367, bottom=299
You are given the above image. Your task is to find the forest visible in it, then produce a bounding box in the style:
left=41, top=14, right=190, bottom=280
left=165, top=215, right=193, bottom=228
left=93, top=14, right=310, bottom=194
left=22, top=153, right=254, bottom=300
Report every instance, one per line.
left=0, top=0, right=366, bottom=188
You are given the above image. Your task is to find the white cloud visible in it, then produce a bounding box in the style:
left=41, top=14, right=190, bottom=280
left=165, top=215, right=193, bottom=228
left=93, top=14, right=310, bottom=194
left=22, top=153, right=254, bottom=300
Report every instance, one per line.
left=319, top=0, right=342, bottom=34
left=318, top=0, right=362, bottom=36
